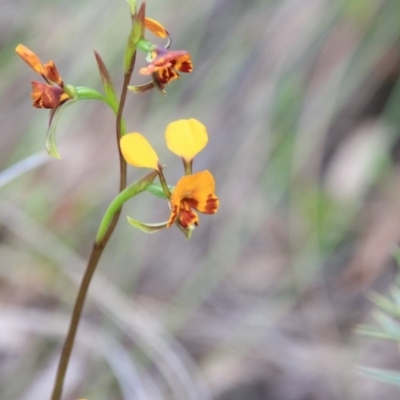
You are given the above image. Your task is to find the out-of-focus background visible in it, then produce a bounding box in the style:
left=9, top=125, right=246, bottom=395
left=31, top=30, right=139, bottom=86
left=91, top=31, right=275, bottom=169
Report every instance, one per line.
left=2, top=0, right=400, bottom=399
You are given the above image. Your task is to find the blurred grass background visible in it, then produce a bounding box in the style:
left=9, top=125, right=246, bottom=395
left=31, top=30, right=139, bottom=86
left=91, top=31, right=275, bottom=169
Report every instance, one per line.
left=2, top=0, right=400, bottom=399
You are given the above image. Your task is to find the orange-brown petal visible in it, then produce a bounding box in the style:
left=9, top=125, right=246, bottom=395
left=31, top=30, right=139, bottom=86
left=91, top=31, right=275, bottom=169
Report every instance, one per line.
left=139, top=51, right=192, bottom=75
left=144, top=18, right=169, bottom=38
left=43, top=61, right=63, bottom=86
left=31, top=81, right=70, bottom=109
left=15, top=44, right=44, bottom=75
left=170, top=53, right=193, bottom=73
left=153, top=51, right=192, bottom=72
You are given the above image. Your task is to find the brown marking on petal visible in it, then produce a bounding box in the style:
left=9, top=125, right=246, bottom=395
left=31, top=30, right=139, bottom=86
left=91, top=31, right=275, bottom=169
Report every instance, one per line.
left=204, top=194, right=219, bottom=214
left=158, top=67, right=180, bottom=85
left=157, top=71, right=168, bottom=85
left=173, top=55, right=193, bottom=73
left=141, top=50, right=192, bottom=89
left=178, top=60, right=193, bottom=73
left=148, top=51, right=191, bottom=72
left=167, top=204, right=179, bottom=227
left=184, top=198, right=199, bottom=209
left=151, top=73, right=167, bottom=93
left=178, top=208, right=199, bottom=228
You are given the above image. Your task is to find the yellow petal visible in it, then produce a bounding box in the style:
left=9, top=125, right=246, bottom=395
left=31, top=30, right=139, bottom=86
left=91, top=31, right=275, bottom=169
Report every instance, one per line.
left=165, top=119, right=208, bottom=161
left=145, top=18, right=169, bottom=38
left=120, top=133, right=159, bottom=169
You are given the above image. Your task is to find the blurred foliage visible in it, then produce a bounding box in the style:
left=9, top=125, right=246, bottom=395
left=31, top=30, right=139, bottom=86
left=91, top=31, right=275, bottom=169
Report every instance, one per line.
left=357, top=253, right=400, bottom=386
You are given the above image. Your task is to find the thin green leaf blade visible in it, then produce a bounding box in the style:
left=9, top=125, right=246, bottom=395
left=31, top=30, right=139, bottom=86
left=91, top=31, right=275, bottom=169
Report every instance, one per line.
left=145, top=183, right=174, bottom=199
left=46, top=98, right=77, bottom=159
left=127, top=216, right=168, bottom=233
left=123, top=2, right=145, bottom=73
left=358, top=366, right=400, bottom=386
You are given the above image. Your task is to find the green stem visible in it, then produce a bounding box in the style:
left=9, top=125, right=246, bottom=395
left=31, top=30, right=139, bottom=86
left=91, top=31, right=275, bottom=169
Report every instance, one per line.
left=75, top=86, right=105, bottom=101
left=50, top=45, right=138, bottom=400
left=126, top=0, right=137, bottom=18
left=96, top=170, right=158, bottom=243
left=157, top=167, right=172, bottom=199
left=137, top=38, right=155, bottom=53
left=75, top=87, right=127, bottom=135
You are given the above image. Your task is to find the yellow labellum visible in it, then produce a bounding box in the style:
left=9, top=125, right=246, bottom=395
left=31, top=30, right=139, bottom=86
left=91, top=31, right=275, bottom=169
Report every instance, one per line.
left=167, top=170, right=219, bottom=228
left=165, top=119, right=208, bottom=161
left=120, top=133, right=159, bottom=169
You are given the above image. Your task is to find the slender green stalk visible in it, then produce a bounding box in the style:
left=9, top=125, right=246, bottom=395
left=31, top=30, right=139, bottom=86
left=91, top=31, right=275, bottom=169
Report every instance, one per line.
left=96, top=170, right=158, bottom=243
left=49, top=243, right=104, bottom=400
left=50, top=51, right=137, bottom=400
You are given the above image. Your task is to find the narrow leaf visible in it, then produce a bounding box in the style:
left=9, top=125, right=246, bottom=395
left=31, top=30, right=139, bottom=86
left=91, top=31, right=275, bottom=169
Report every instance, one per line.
left=124, top=2, right=145, bottom=73
left=369, top=292, right=400, bottom=317
left=94, top=51, right=118, bottom=107
left=46, top=98, right=77, bottom=159
left=391, top=287, right=400, bottom=309
left=128, top=82, right=155, bottom=94
left=146, top=183, right=174, bottom=199
left=126, top=0, right=137, bottom=17
left=373, top=310, right=400, bottom=336
left=358, top=366, right=400, bottom=386
left=127, top=216, right=168, bottom=233
left=392, top=246, right=400, bottom=267
left=356, top=324, right=400, bottom=341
